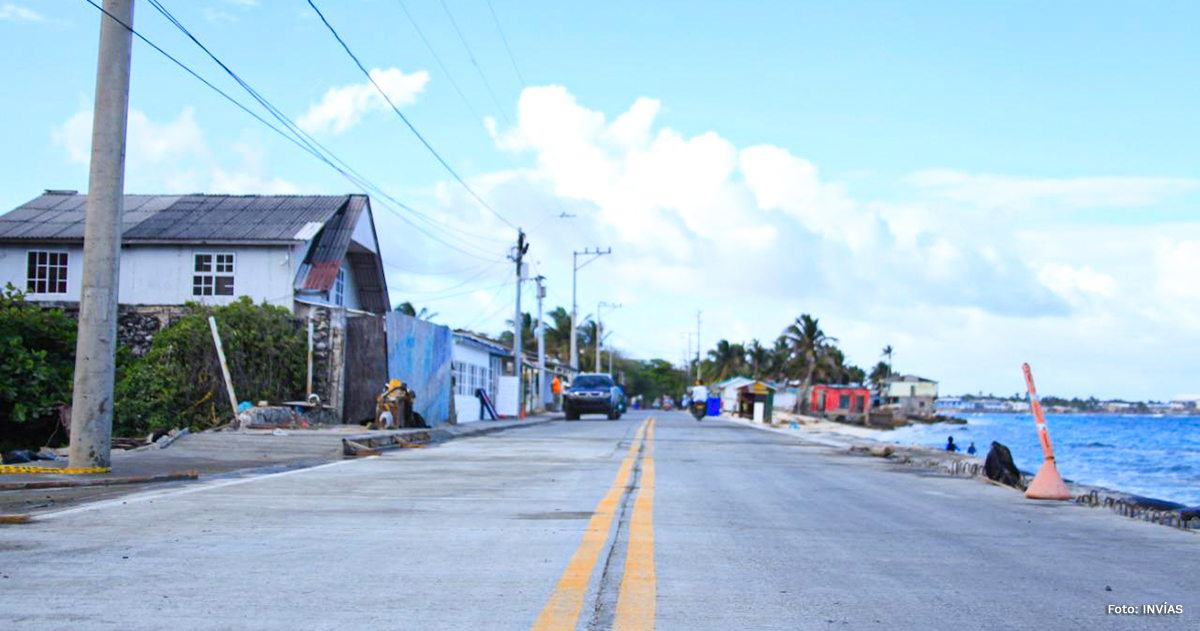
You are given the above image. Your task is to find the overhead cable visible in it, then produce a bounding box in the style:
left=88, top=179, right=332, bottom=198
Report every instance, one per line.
left=307, top=0, right=519, bottom=232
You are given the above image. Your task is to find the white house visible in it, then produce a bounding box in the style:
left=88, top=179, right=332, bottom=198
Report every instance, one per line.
left=451, top=331, right=511, bottom=423
left=0, top=190, right=389, bottom=314
left=881, top=375, right=939, bottom=416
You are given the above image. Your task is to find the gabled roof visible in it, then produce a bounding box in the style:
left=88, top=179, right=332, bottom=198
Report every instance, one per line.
left=1, top=191, right=391, bottom=314
left=0, top=191, right=349, bottom=243
left=452, top=330, right=513, bottom=357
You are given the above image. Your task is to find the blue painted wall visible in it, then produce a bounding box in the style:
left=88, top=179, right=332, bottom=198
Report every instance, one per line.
left=385, top=312, right=452, bottom=425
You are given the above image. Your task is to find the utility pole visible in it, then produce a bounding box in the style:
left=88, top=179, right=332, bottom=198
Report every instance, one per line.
left=570, top=247, right=610, bottom=373
left=696, top=310, right=702, bottom=381
left=511, top=230, right=528, bottom=417
left=596, top=301, right=621, bottom=373
left=69, top=0, right=136, bottom=469
left=535, top=275, right=546, bottom=408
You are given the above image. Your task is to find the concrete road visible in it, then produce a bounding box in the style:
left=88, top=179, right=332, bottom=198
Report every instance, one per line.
left=1, top=411, right=1195, bottom=630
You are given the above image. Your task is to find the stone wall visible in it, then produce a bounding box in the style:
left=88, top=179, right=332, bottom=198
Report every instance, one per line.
left=39, top=302, right=190, bottom=357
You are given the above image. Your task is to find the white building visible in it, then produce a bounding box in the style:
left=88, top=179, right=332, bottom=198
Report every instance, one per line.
left=451, top=331, right=511, bottom=424
left=881, top=375, right=939, bottom=416
left=0, top=190, right=389, bottom=314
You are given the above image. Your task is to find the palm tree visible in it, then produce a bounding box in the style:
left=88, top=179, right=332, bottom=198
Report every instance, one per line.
left=782, top=314, right=837, bottom=412
left=500, top=312, right=536, bottom=350
left=881, top=345, right=894, bottom=375
left=394, top=301, right=438, bottom=321
left=746, top=339, right=769, bottom=379
left=542, top=307, right=574, bottom=361
left=706, top=339, right=745, bottom=382
left=869, top=361, right=892, bottom=387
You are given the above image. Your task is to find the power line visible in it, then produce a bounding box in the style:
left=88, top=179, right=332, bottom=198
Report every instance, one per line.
left=485, top=0, right=526, bottom=88
left=439, top=0, right=512, bottom=127
left=83, top=0, right=499, bottom=266
left=395, top=0, right=487, bottom=131
left=306, top=0, right=518, bottom=232
left=391, top=0, right=576, bottom=241
left=388, top=255, right=507, bottom=295
left=143, top=0, right=506, bottom=257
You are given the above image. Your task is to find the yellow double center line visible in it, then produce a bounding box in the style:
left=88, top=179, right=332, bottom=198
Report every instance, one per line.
left=531, top=417, right=657, bottom=631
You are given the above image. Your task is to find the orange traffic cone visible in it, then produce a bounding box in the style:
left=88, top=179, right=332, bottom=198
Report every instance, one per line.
left=1022, top=363, right=1072, bottom=501
left=1026, top=456, right=1071, bottom=500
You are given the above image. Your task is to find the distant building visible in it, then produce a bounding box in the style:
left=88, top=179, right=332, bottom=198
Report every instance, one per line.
left=881, top=375, right=938, bottom=416
left=451, top=331, right=511, bottom=424
left=812, top=384, right=870, bottom=420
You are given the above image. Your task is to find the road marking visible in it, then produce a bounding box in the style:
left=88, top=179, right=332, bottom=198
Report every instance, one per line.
left=531, top=418, right=650, bottom=631
left=614, top=417, right=656, bottom=631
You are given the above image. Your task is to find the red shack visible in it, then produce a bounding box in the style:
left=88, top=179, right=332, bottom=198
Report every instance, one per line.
left=811, top=384, right=870, bottom=418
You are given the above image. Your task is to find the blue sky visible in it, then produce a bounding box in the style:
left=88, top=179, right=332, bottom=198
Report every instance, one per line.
left=2, top=0, right=1199, bottom=400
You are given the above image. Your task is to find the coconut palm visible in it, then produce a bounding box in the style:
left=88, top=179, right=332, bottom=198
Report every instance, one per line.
left=881, top=345, right=894, bottom=375
left=706, top=339, right=744, bottom=382
left=746, top=339, right=770, bottom=379
left=393, top=301, right=438, bottom=321
left=782, top=314, right=838, bottom=411
left=542, top=307, right=574, bottom=362
left=869, top=361, right=892, bottom=387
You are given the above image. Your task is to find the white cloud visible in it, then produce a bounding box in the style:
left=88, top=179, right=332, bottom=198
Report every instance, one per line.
left=1037, top=263, right=1117, bottom=300
left=298, top=68, right=429, bottom=135
left=0, top=4, right=42, bottom=22
left=51, top=107, right=296, bottom=195
left=227, top=0, right=260, bottom=7
left=203, top=9, right=238, bottom=25
left=911, top=169, right=1199, bottom=209
left=414, top=85, right=1200, bottom=400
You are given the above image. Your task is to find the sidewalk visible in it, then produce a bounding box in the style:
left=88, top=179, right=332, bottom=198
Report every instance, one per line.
left=0, top=413, right=559, bottom=516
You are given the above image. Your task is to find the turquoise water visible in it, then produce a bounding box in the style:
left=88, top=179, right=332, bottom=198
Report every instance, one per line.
left=878, top=413, right=1200, bottom=507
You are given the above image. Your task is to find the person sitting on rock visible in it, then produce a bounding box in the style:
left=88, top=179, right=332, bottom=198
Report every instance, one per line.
left=945, top=436, right=958, bottom=452
left=966, top=441, right=977, bottom=455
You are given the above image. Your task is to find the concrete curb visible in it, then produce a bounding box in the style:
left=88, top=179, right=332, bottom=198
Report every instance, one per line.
left=342, top=416, right=558, bottom=456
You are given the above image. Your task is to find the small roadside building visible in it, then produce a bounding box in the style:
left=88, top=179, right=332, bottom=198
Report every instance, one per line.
left=451, top=331, right=511, bottom=423
left=881, top=375, right=938, bottom=416
left=735, top=380, right=775, bottom=423
left=812, top=384, right=871, bottom=421
left=713, top=376, right=756, bottom=412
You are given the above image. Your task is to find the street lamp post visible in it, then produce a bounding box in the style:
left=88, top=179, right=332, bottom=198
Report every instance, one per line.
left=570, top=248, right=610, bottom=373
left=596, top=301, right=622, bottom=373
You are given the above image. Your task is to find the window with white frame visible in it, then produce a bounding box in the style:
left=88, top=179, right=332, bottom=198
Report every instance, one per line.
left=333, top=266, right=346, bottom=306
left=26, top=251, right=69, bottom=294
left=193, top=253, right=235, bottom=296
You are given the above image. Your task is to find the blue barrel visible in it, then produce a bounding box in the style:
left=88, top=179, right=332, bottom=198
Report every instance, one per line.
left=706, top=396, right=721, bottom=417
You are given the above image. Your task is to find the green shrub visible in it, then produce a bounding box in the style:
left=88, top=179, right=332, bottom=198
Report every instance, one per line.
left=0, top=285, right=76, bottom=451
left=113, top=297, right=306, bottom=435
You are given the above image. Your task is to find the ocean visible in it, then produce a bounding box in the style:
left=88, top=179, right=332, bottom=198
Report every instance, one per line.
left=875, top=413, right=1200, bottom=507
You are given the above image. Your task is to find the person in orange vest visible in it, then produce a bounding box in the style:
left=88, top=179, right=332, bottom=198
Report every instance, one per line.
left=551, top=375, right=563, bottom=412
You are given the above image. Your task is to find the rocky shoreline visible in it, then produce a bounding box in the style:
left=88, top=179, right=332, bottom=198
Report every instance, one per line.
left=749, top=411, right=1200, bottom=532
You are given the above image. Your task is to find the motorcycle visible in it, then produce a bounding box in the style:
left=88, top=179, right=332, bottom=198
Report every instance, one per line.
left=690, top=399, right=707, bottom=421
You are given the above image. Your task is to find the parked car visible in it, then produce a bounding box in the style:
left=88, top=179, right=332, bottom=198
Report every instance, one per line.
left=564, top=373, right=622, bottom=420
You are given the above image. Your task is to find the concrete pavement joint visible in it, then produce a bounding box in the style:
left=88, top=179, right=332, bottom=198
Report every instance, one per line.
left=586, top=434, right=644, bottom=631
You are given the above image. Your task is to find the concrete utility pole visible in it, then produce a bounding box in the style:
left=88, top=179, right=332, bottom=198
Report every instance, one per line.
left=570, top=247, right=610, bottom=373
left=596, top=301, right=621, bottom=374
left=535, top=275, right=546, bottom=407
left=69, top=0, right=136, bottom=469
left=511, top=230, right=528, bottom=416
left=696, top=310, right=702, bottom=381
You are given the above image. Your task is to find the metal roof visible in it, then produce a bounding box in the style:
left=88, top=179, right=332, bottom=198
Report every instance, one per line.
left=0, top=191, right=347, bottom=243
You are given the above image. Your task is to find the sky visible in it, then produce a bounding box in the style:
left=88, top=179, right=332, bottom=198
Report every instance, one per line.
left=2, top=0, right=1198, bottom=401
